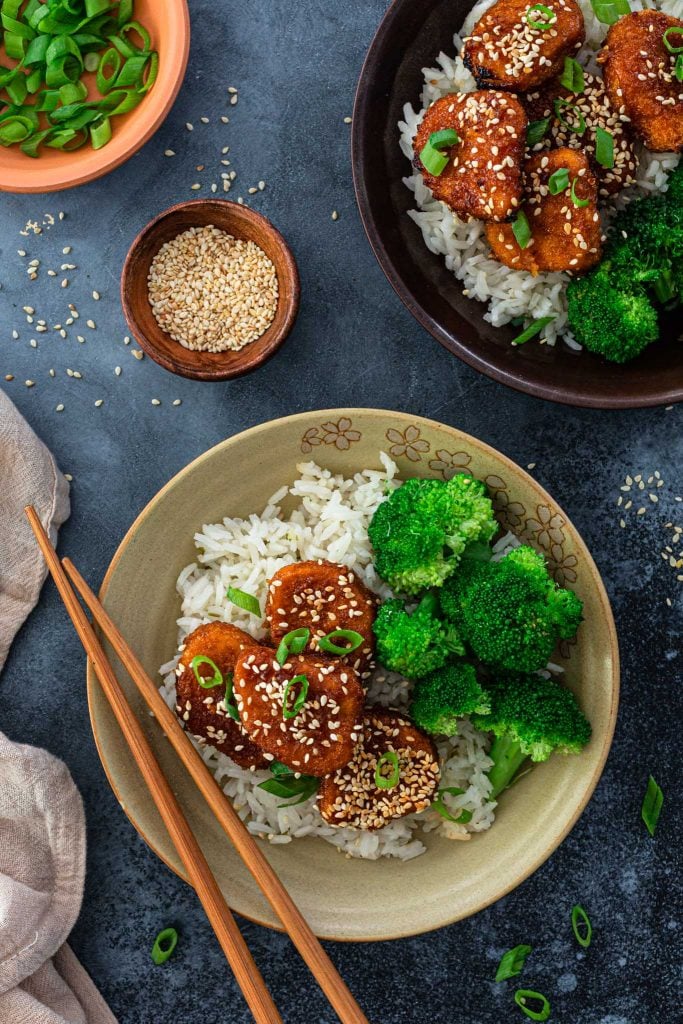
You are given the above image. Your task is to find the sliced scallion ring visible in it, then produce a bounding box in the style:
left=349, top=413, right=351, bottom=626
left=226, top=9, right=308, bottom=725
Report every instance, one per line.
left=559, top=55, right=585, bottom=93
left=548, top=166, right=569, bottom=195
left=663, top=25, right=683, bottom=53
left=595, top=125, right=614, bottom=168
left=570, top=176, right=590, bottom=208
left=512, top=210, right=532, bottom=249
left=226, top=586, right=261, bottom=617
left=526, top=117, right=550, bottom=147
left=525, top=3, right=556, bottom=31
left=571, top=904, right=592, bottom=948
left=432, top=787, right=472, bottom=824
left=419, top=127, right=460, bottom=176
left=190, top=654, right=223, bottom=689
left=495, top=944, right=532, bottom=983
left=589, top=0, right=629, bottom=25
left=554, top=97, right=586, bottom=135
left=676, top=54, right=683, bottom=83
left=511, top=316, right=556, bottom=345
left=151, top=927, right=178, bottom=965
left=223, top=672, right=240, bottom=722
left=514, top=990, right=551, bottom=1021
left=282, top=674, right=309, bottom=720
left=375, top=750, right=400, bottom=790
left=275, top=627, right=310, bottom=666
left=641, top=774, right=663, bottom=836
left=317, top=628, right=364, bottom=656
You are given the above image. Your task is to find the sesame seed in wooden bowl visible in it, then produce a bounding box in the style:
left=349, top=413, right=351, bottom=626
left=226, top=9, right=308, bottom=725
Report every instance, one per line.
left=121, top=199, right=300, bottom=381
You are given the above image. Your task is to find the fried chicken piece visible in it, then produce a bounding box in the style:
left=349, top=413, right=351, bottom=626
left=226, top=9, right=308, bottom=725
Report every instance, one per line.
left=233, top=647, right=365, bottom=776
left=485, top=147, right=601, bottom=273
left=318, top=707, right=440, bottom=831
left=462, top=0, right=585, bottom=91
left=266, top=560, right=378, bottom=680
left=413, top=91, right=527, bottom=221
left=599, top=10, right=683, bottom=153
left=175, top=622, right=265, bottom=769
left=524, top=71, right=638, bottom=196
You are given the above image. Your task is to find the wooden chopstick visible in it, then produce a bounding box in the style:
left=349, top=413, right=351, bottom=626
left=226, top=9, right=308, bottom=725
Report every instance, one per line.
left=60, top=558, right=371, bottom=1024
left=25, top=507, right=283, bottom=1024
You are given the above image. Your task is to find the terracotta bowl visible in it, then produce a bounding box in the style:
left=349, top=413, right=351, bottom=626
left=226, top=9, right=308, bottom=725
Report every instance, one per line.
left=352, top=0, right=683, bottom=408
left=0, top=0, right=190, bottom=194
left=86, top=409, right=619, bottom=941
left=121, top=199, right=300, bottom=381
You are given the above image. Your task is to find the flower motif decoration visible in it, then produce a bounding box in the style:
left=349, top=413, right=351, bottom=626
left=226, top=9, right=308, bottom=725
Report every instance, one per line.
left=386, top=425, right=430, bottom=462
left=546, top=545, right=579, bottom=587
left=428, top=449, right=472, bottom=480
left=485, top=473, right=526, bottom=531
left=524, top=504, right=566, bottom=552
left=300, top=417, right=361, bottom=454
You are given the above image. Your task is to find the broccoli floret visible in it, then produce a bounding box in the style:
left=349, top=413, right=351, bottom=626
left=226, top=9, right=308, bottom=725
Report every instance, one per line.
left=373, top=592, right=464, bottom=679
left=440, top=545, right=583, bottom=673
left=566, top=266, right=660, bottom=363
left=410, top=662, right=491, bottom=736
left=471, top=671, right=591, bottom=798
left=368, top=474, right=497, bottom=595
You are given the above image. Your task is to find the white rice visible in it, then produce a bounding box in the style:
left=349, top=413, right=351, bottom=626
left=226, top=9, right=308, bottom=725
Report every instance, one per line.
left=159, top=455, right=517, bottom=861
left=398, top=0, right=682, bottom=349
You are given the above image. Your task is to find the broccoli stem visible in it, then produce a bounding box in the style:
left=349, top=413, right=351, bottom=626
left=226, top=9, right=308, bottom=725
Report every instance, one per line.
left=487, top=734, right=528, bottom=800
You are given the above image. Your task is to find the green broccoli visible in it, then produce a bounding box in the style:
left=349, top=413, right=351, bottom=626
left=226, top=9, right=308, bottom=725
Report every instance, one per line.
left=373, top=592, right=464, bottom=678
left=471, top=671, right=591, bottom=798
left=368, top=474, right=497, bottom=595
left=440, top=544, right=583, bottom=673
left=566, top=266, right=660, bottom=363
left=410, top=662, right=491, bottom=736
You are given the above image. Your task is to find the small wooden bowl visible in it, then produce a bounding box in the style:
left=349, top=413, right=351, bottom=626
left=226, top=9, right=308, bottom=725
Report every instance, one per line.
left=121, top=199, right=300, bottom=381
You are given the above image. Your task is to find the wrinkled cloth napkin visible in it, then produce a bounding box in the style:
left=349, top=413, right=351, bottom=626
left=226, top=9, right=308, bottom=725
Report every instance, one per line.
left=0, top=391, right=117, bottom=1024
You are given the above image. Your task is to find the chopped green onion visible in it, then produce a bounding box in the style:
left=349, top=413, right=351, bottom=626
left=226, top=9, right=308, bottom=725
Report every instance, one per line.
left=595, top=126, right=614, bottom=169
left=554, top=97, right=586, bottom=134
left=282, top=674, right=309, bottom=720
left=675, top=54, right=683, bottom=83
left=511, top=316, right=556, bottom=345
left=589, top=0, right=630, bottom=25
left=190, top=654, right=223, bottom=689
left=275, top=627, right=310, bottom=666
left=375, top=750, right=400, bottom=790
left=432, top=787, right=473, bottom=824
left=571, top=904, right=592, bottom=948
left=226, top=586, right=261, bottom=617
left=526, top=117, right=550, bottom=147
left=317, top=628, right=364, bottom=656
left=223, top=673, right=240, bottom=722
left=548, top=166, right=570, bottom=194
left=258, top=771, right=318, bottom=806
left=642, top=774, right=663, bottom=836
left=525, top=4, right=556, bottom=30
left=559, top=56, right=585, bottom=93
left=514, top=990, right=551, bottom=1021
left=495, top=945, right=532, bottom=982
left=663, top=26, right=683, bottom=53
left=90, top=114, right=111, bottom=149
left=419, top=128, right=460, bottom=176
left=512, top=210, right=532, bottom=249
left=570, top=176, right=590, bottom=208
left=151, top=927, right=178, bottom=966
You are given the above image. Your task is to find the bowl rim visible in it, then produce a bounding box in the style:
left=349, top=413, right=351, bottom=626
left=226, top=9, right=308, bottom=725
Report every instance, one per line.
left=86, top=408, right=620, bottom=941
left=0, top=0, right=191, bottom=194
left=351, top=0, right=683, bottom=410
left=120, top=198, right=301, bottom=381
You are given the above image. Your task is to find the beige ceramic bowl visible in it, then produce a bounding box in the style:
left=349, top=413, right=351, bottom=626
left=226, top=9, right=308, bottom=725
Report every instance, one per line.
left=87, top=409, right=619, bottom=941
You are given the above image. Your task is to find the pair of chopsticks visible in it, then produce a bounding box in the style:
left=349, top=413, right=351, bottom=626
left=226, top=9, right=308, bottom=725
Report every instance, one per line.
left=25, top=506, right=370, bottom=1024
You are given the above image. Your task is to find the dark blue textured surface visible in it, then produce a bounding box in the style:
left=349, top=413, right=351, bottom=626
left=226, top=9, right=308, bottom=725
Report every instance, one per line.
left=0, top=2, right=681, bottom=1021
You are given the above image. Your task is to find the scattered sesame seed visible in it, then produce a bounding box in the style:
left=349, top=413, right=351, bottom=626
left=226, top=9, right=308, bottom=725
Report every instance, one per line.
left=92, top=290, right=100, bottom=300
left=86, top=319, right=96, bottom=329
left=186, top=122, right=193, bottom=131
left=151, top=398, right=161, bottom=406
left=331, top=210, right=339, bottom=220
left=55, top=403, right=64, bottom=412
left=172, top=399, right=182, bottom=406
left=94, top=399, right=104, bottom=407
left=164, top=149, right=175, bottom=157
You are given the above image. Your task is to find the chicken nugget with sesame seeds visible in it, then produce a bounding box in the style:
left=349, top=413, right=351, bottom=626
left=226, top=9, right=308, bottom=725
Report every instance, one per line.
left=599, top=11, right=683, bottom=153
left=318, top=707, right=440, bottom=831
left=233, top=647, right=365, bottom=776
left=462, top=0, right=585, bottom=91
left=524, top=72, right=638, bottom=197
left=485, top=147, right=601, bottom=274
left=265, top=560, right=378, bottom=679
left=413, top=91, right=527, bottom=221
left=175, top=622, right=265, bottom=769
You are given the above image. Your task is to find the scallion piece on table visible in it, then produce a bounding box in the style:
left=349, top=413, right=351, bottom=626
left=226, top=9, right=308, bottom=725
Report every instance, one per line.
left=151, top=927, right=178, bottom=966
left=548, top=166, right=570, bottom=194
left=282, top=674, right=309, bottom=720
left=275, top=627, right=311, bottom=666
left=226, top=586, right=261, bottom=617
left=512, top=210, right=532, bottom=249
left=663, top=26, right=683, bottom=53
left=317, top=628, right=364, bottom=656
left=559, top=56, right=585, bottom=93
left=570, top=176, right=590, bottom=208
left=554, top=97, right=586, bottom=134
left=571, top=904, right=592, bottom=948
left=514, top=990, right=551, bottom=1021
left=595, top=126, right=614, bottom=168
left=526, top=117, right=550, bottom=147
left=432, top=787, right=472, bottom=824
left=419, top=128, right=460, bottom=176
left=525, top=4, right=556, bottom=30
left=641, top=774, right=664, bottom=836
left=190, top=654, right=223, bottom=689
left=589, top=0, right=630, bottom=25
left=511, top=316, right=556, bottom=345
left=375, top=750, right=400, bottom=790
left=494, top=944, right=532, bottom=983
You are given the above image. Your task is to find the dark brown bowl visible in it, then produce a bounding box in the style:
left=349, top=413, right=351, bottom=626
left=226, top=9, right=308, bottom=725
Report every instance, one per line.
left=121, top=199, right=300, bottom=381
left=352, top=0, right=683, bottom=408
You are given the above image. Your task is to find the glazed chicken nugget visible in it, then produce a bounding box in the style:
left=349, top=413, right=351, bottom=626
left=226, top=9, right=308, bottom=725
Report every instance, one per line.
left=485, top=147, right=601, bottom=273
left=414, top=91, right=527, bottom=221
left=463, top=0, right=585, bottom=91
left=266, top=560, right=378, bottom=679
left=318, top=707, right=440, bottom=831
left=175, top=622, right=265, bottom=769
left=599, top=10, right=683, bottom=153
left=233, top=647, right=365, bottom=776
